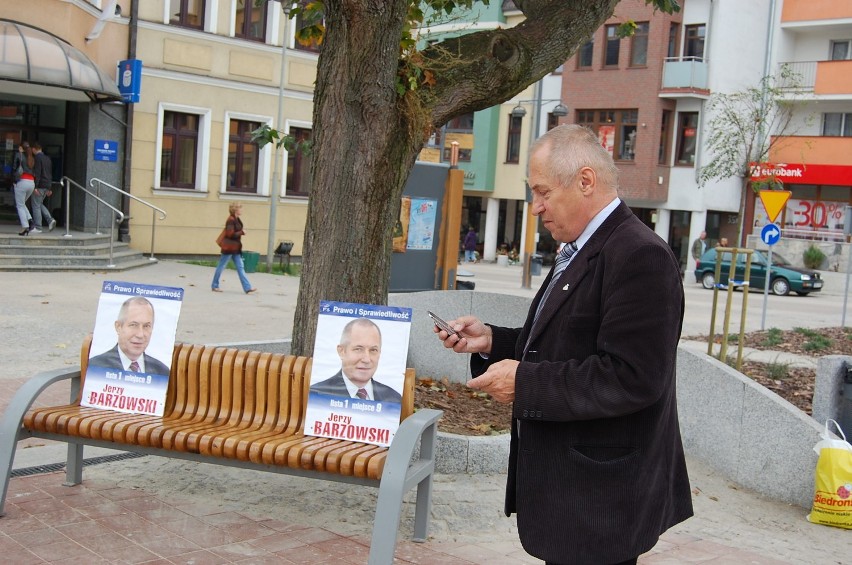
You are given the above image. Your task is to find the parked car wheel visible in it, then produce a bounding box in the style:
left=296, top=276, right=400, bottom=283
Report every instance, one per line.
left=771, top=277, right=790, bottom=296
left=701, top=272, right=715, bottom=290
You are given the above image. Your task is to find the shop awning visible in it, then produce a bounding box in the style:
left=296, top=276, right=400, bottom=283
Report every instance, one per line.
left=0, top=19, right=122, bottom=103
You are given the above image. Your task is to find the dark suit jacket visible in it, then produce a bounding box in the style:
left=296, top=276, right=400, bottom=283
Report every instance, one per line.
left=89, top=345, right=170, bottom=376
left=310, top=370, right=402, bottom=403
left=472, top=202, right=693, bottom=564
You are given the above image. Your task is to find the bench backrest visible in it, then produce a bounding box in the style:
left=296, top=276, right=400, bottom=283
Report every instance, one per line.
left=78, top=335, right=415, bottom=423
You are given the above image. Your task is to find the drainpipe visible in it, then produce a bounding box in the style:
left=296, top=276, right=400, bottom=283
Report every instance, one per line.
left=119, top=0, right=138, bottom=243
left=693, top=0, right=715, bottom=184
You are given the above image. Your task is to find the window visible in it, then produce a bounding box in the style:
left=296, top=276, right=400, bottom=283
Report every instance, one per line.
left=684, top=24, right=705, bottom=60
left=675, top=112, right=699, bottom=165
left=442, top=113, right=474, bottom=162
left=546, top=112, right=560, bottom=131
left=294, top=8, right=323, bottom=53
left=659, top=110, right=672, bottom=164
left=830, top=40, right=851, bottom=60
left=822, top=113, right=852, bottom=136
left=286, top=127, right=312, bottom=197
left=236, top=0, right=268, bottom=42
left=170, top=0, right=205, bottom=29
left=506, top=115, right=522, bottom=163
left=576, top=109, right=638, bottom=161
left=161, top=111, right=199, bottom=189
left=604, top=25, right=620, bottom=67
left=667, top=23, right=679, bottom=58
left=630, top=22, right=649, bottom=67
left=227, top=120, right=261, bottom=193
left=577, top=38, right=594, bottom=68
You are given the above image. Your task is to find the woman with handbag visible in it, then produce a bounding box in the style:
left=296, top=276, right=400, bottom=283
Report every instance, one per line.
left=211, top=202, right=257, bottom=294
left=13, top=142, right=36, bottom=236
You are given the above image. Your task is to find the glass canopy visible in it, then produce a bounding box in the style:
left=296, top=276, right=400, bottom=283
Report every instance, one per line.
left=0, top=19, right=122, bottom=102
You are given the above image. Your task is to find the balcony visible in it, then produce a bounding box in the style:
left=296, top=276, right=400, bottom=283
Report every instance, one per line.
left=659, top=57, right=709, bottom=99
left=778, top=60, right=852, bottom=97
left=782, top=0, right=852, bottom=27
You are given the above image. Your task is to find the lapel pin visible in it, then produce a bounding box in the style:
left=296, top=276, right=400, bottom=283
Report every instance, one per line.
left=562, top=283, right=570, bottom=290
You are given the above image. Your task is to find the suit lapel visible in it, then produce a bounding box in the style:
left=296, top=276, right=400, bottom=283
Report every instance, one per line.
left=523, top=203, right=633, bottom=352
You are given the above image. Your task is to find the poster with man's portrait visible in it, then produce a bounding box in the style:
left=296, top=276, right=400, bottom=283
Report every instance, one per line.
left=304, top=300, right=413, bottom=447
left=82, top=281, right=184, bottom=417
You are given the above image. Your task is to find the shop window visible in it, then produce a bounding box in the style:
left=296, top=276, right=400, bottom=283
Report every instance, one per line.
left=286, top=126, right=312, bottom=197
left=170, top=0, right=205, bottom=30
left=630, top=22, right=649, bottom=67
left=227, top=119, right=261, bottom=193
left=235, top=0, right=268, bottom=42
left=577, top=38, right=593, bottom=68
left=576, top=109, right=638, bottom=161
left=160, top=111, right=200, bottom=189
left=675, top=112, right=699, bottom=165
left=604, top=25, right=620, bottom=67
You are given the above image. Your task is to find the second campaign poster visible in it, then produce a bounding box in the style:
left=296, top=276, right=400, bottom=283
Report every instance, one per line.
left=304, top=300, right=413, bottom=447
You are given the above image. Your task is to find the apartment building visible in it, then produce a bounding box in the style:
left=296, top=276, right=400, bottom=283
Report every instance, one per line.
left=745, top=0, right=852, bottom=264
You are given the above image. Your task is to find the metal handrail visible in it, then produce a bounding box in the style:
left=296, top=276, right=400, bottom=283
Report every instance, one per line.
left=90, top=177, right=167, bottom=261
left=61, top=176, right=124, bottom=268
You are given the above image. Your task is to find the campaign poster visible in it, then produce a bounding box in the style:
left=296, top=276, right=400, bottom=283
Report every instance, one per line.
left=82, top=281, right=184, bottom=417
left=304, top=301, right=413, bottom=447
left=406, top=198, right=437, bottom=251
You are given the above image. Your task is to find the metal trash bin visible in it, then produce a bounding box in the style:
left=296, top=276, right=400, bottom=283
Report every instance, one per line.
left=530, top=254, right=543, bottom=276
left=242, top=251, right=260, bottom=273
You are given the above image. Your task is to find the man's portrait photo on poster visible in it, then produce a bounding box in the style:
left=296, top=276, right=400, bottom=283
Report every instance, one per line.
left=83, top=281, right=183, bottom=417
left=303, top=301, right=412, bottom=447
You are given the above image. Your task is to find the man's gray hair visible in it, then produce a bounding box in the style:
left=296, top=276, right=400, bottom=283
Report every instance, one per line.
left=339, top=318, right=381, bottom=347
left=530, top=124, right=620, bottom=192
left=117, top=296, right=155, bottom=324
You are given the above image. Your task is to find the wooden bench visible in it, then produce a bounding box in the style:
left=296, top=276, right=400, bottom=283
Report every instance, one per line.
left=0, top=337, right=442, bottom=564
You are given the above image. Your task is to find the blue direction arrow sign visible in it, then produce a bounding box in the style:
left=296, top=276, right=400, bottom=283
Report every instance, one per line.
left=761, top=223, right=781, bottom=246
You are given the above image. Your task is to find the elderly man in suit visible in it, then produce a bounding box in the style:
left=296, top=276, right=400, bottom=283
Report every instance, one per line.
left=434, top=125, right=692, bottom=565
left=310, top=318, right=402, bottom=403
left=89, top=296, right=170, bottom=376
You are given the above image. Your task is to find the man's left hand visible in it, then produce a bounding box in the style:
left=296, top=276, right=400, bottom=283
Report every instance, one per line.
left=467, top=359, right=519, bottom=403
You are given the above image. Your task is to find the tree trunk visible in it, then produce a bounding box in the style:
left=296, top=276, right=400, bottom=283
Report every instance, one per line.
left=290, top=0, right=626, bottom=355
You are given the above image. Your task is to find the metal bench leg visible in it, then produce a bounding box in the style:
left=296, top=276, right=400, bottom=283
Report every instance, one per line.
left=63, top=443, right=83, bottom=486
left=369, top=477, right=405, bottom=565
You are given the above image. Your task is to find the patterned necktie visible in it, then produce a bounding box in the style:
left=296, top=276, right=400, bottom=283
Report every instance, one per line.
left=129, top=361, right=140, bottom=372
left=533, top=242, right=578, bottom=322
left=356, top=388, right=368, bottom=400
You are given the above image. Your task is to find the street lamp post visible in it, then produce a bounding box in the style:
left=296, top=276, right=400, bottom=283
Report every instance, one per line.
left=266, top=1, right=293, bottom=272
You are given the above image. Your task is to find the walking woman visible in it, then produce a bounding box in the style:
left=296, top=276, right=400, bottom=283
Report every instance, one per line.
left=211, top=202, right=257, bottom=294
left=13, top=142, right=36, bottom=236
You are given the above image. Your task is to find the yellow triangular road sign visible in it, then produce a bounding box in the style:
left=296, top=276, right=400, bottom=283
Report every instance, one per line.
left=759, top=190, right=791, bottom=223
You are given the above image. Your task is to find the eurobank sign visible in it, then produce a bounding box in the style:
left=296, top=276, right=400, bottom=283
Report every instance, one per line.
left=749, top=162, right=852, bottom=186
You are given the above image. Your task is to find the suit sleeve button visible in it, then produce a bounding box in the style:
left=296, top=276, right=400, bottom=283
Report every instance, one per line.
left=522, top=410, right=529, bottom=417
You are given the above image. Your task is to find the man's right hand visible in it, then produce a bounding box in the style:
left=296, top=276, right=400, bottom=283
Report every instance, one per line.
left=432, top=315, right=492, bottom=355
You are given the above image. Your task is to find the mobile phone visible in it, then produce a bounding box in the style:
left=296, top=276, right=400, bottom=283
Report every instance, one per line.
left=428, top=310, right=458, bottom=337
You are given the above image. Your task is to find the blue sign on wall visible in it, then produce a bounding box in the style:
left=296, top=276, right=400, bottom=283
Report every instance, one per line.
left=117, top=59, right=142, bottom=104
left=94, top=140, right=118, bottom=162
